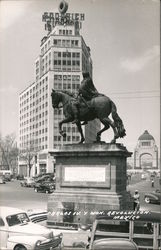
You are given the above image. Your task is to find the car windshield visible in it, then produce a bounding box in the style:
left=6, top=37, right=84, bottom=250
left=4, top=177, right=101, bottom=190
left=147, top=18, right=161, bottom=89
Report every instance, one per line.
left=6, top=213, right=30, bottom=226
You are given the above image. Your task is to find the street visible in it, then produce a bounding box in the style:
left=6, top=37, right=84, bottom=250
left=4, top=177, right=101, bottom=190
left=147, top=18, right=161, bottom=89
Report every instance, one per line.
left=0, top=176, right=160, bottom=213
left=127, top=175, right=161, bottom=213
left=0, top=180, right=48, bottom=211
left=0, top=177, right=160, bottom=247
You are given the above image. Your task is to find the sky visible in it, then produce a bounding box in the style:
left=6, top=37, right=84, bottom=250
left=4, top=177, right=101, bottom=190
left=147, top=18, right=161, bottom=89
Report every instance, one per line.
left=0, top=0, right=160, bottom=154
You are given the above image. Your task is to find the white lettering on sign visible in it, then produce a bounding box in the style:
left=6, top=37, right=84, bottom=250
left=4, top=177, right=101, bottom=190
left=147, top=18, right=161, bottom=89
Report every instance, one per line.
left=42, top=12, right=85, bottom=31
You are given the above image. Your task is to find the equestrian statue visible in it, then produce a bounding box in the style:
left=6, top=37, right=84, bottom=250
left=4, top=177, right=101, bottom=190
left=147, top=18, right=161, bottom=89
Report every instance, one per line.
left=51, top=72, right=126, bottom=144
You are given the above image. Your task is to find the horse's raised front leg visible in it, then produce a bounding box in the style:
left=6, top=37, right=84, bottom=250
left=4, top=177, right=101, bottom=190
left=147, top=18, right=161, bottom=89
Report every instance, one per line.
left=59, top=117, right=73, bottom=138
left=76, top=121, right=85, bottom=143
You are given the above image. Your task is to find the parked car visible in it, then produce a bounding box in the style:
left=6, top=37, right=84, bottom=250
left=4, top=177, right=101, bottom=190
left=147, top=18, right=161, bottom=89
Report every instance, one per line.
left=33, top=175, right=55, bottom=189
left=90, top=238, right=138, bottom=250
left=0, top=175, right=6, bottom=184
left=144, top=189, right=161, bottom=204
left=4, top=173, right=11, bottom=181
left=34, top=180, right=55, bottom=193
left=16, top=175, right=24, bottom=180
left=88, top=211, right=161, bottom=250
left=20, top=177, right=35, bottom=187
left=0, top=206, right=63, bottom=250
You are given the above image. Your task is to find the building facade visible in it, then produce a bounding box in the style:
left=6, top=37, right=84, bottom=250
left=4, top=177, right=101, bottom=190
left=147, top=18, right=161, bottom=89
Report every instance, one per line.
left=134, top=130, right=159, bottom=170
left=18, top=1, right=100, bottom=176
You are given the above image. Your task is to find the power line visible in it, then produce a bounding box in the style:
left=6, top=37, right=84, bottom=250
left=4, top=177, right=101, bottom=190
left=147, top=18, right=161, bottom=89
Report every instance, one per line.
left=108, top=90, right=160, bottom=95
left=111, top=95, right=160, bottom=99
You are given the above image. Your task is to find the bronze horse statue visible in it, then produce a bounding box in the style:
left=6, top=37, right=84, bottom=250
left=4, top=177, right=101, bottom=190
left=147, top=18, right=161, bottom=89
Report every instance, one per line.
left=51, top=89, right=126, bottom=143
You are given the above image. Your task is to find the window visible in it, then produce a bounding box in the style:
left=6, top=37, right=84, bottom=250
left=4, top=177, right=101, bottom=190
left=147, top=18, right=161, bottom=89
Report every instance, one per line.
left=0, top=217, right=5, bottom=226
left=62, top=40, right=66, bottom=47
left=96, top=220, right=129, bottom=233
left=6, top=213, right=30, bottom=227
left=134, top=221, right=153, bottom=235
left=141, top=142, right=151, bottom=146
left=75, top=40, right=78, bottom=46
left=54, top=39, right=57, bottom=45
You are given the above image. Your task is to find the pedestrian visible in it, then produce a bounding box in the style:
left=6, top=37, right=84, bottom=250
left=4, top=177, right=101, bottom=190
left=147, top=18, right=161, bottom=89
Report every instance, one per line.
left=151, top=179, right=154, bottom=188
left=133, top=190, right=140, bottom=211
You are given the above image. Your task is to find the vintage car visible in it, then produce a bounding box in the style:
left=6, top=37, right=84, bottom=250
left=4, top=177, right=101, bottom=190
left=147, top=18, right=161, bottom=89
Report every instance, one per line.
left=0, top=206, right=63, bottom=250
left=90, top=238, right=138, bottom=250
left=34, top=181, right=55, bottom=193
left=0, top=175, right=6, bottom=184
left=20, top=177, right=35, bottom=188
left=16, top=175, right=24, bottom=180
left=88, top=211, right=161, bottom=250
left=144, top=189, right=161, bottom=204
left=33, top=175, right=54, bottom=188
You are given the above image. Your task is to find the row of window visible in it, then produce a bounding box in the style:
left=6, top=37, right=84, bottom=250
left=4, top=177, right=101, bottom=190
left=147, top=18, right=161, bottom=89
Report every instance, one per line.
left=59, top=29, right=73, bottom=36
left=20, top=111, right=48, bottom=126
left=20, top=77, right=48, bottom=101
left=141, top=142, right=151, bottom=146
left=53, top=124, right=78, bottom=133
left=53, top=39, right=79, bottom=48
left=53, top=82, right=79, bottom=91
left=36, top=52, right=81, bottom=76
left=20, top=108, right=48, bottom=121
left=20, top=99, right=48, bottom=111
left=53, top=135, right=80, bottom=142
left=53, top=60, right=80, bottom=71
left=20, top=145, right=48, bottom=151
left=20, top=96, right=48, bottom=114
left=40, top=37, right=79, bottom=56
left=20, top=92, right=48, bottom=107
left=20, top=126, right=48, bottom=137
left=20, top=142, right=48, bottom=150
left=54, top=51, right=80, bottom=58
left=20, top=111, right=48, bottom=124
left=20, top=135, right=48, bottom=143
left=39, top=60, right=81, bottom=75
left=54, top=74, right=80, bottom=81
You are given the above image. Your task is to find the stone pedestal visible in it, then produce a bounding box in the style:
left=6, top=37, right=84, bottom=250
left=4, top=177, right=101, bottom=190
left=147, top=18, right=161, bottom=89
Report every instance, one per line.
left=47, top=143, right=133, bottom=225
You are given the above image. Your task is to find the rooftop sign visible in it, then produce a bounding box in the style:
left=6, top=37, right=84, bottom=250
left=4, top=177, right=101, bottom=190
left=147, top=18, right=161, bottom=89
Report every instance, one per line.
left=42, top=0, right=85, bottom=32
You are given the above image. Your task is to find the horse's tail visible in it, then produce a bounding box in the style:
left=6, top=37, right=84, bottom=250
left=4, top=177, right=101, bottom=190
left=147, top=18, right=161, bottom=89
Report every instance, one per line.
left=111, top=101, right=126, bottom=138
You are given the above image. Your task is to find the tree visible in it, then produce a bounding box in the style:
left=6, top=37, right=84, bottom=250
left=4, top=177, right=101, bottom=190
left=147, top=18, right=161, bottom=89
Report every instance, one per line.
left=0, top=133, right=18, bottom=174
left=19, top=140, right=38, bottom=177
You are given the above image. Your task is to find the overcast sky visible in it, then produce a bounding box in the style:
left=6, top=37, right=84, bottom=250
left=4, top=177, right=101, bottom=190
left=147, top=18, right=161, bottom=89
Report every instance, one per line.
left=0, top=0, right=160, bottom=153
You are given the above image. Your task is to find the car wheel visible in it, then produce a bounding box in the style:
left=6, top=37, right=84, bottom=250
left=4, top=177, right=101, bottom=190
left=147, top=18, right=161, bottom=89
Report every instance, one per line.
left=145, top=197, right=151, bottom=204
left=34, top=188, right=38, bottom=192
left=14, top=244, right=27, bottom=250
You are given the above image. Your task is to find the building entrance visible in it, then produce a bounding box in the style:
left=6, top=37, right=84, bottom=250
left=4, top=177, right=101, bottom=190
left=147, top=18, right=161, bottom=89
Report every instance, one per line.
left=134, top=130, right=158, bottom=170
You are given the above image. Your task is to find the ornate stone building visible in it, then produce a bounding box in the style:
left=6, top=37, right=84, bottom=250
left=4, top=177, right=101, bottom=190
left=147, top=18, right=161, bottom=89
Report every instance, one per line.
left=134, top=130, right=158, bottom=170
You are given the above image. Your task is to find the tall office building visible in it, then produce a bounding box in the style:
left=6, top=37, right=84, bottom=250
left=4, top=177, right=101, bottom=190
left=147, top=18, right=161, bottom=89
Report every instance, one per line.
left=18, top=1, right=100, bottom=176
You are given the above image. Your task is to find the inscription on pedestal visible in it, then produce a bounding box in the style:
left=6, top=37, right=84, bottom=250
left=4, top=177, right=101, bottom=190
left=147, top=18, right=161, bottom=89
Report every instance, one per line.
left=48, top=144, right=133, bottom=225
left=61, top=164, right=111, bottom=188
left=65, top=166, right=106, bottom=182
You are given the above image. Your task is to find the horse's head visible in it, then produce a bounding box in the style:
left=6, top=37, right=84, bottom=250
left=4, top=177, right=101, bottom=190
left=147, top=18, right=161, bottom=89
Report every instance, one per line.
left=51, top=89, right=61, bottom=108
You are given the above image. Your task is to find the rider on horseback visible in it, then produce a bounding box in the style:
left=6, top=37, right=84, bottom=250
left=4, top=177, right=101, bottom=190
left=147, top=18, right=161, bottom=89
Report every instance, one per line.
left=72, top=72, right=103, bottom=124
